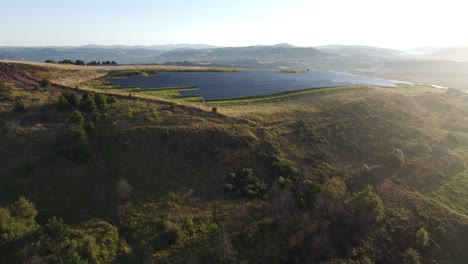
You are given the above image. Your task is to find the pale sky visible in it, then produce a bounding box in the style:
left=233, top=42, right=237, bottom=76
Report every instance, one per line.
left=1, top=0, right=466, bottom=50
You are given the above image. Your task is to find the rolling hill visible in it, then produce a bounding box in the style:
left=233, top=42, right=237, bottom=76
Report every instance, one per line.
left=0, top=61, right=468, bottom=263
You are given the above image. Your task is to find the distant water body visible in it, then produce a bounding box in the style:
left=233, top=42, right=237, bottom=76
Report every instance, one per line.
left=109, top=70, right=412, bottom=100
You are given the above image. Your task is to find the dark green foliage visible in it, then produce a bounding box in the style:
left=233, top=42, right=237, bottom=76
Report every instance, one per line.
left=57, top=95, right=71, bottom=110
left=211, top=107, right=217, bottom=113
left=80, top=92, right=97, bottom=112
left=62, top=91, right=81, bottom=106
left=226, top=168, right=267, bottom=197
left=351, top=185, right=384, bottom=223
left=75, top=60, right=85, bottom=66
left=68, top=110, right=85, bottom=126
left=65, top=253, right=89, bottom=264
left=94, top=93, right=108, bottom=109
left=402, top=248, right=421, bottom=264
left=0, top=197, right=38, bottom=246
left=41, top=78, right=51, bottom=88
left=43, top=216, right=69, bottom=241
left=108, top=95, right=117, bottom=104
left=415, top=227, right=429, bottom=248
left=84, top=121, right=95, bottom=133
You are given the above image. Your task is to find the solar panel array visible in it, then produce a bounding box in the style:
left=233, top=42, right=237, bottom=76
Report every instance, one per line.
left=108, top=71, right=409, bottom=100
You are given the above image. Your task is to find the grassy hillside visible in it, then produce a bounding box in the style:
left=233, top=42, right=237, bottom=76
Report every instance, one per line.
left=1, top=61, right=468, bottom=263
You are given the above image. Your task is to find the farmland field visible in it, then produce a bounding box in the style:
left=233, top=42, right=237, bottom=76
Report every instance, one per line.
left=108, top=70, right=411, bottom=100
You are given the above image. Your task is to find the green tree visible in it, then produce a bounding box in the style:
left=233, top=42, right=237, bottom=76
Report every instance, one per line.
left=415, top=227, right=429, bottom=248
left=94, top=93, right=108, bottom=109
left=63, top=91, right=81, bottom=106
left=0, top=197, right=38, bottom=246
left=68, top=110, right=85, bottom=126
left=57, top=95, right=71, bottom=110
left=11, top=196, right=37, bottom=222
left=80, top=92, right=97, bottom=112
left=402, top=248, right=421, bottom=264
left=351, top=185, right=384, bottom=222
left=43, top=216, right=69, bottom=241
left=41, top=78, right=51, bottom=88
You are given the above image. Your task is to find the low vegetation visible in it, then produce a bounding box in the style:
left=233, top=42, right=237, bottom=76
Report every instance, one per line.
left=1, top=62, right=468, bottom=263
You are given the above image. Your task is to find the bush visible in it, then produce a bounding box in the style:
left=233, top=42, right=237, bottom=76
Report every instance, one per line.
left=415, top=227, right=429, bottom=248
left=108, top=95, right=118, bottom=104
left=57, top=95, right=71, bottom=110
left=68, top=110, right=85, bottom=126
left=41, top=78, right=51, bottom=88
left=62, top=91, right=80, bottom=106
left=227, top=168, right=267, bottom=197
left=94, top=93, right=108, bottom=109
left=43, top=216, right=69, bottom=241
left=402, top=248, right=421, bottom=264
left=211, top=107, right=217, bottom=113
left=84, top=121, right=95, bottom=133
left=351, top=185, right=384, bottom=223
left=80, top=92, right=97, bottom=112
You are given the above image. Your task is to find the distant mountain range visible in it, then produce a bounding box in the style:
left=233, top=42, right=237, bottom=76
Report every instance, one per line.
left=2, top=43, right=468, bottom=66
left=3, top=44, right=468, bottom=90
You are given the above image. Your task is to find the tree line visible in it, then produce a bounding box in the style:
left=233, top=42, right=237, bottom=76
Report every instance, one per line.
left=45, top=59, right=118, bottom=66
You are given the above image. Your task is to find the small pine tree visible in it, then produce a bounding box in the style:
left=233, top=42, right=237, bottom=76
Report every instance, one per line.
left=68, top=110, right=85, bottom=126
left=415, top=227, right=430, bottom=248
left=57, top=95, right=71, bottom=110
left=80, top=92, right=97, bottom=112
left=94, top=93, right=108, bottom=109
left=402, top=248, right=421, bottom=264
left=41, top=78, right=51, bottom=88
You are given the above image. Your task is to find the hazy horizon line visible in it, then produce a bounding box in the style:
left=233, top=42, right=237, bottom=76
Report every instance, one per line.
left=0, top=43, right=464, bottom=51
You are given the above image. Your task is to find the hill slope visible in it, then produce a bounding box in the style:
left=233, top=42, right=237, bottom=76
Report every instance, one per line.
left=0, top=62, right=467, bottom=263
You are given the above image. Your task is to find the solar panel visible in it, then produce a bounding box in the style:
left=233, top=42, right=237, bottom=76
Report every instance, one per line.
left=108, top=71, right=408, bottom=100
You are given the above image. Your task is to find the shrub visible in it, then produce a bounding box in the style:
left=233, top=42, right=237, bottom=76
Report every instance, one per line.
left=94, top=93, right=108, bottom=109
left=211, top=107, right=217, bottom=113
left=108, top=95, right=118, bottom=104
left=41, top=78, right=51, bottom=88
left=57, top=95, right=71, bottom=110
left=402, top=248, right=421, bottom=264
left=68, top=110, right=85, bottom=126
left=80, top=92, right=97, bottom=112
left=43, top=216, right=69, bottom=241
left=84, top=121, right=95, bottom=133
left=227, top=168, right=267, bottom=197
left=62, top=91, right=80, bottom=106
left=415, top=227, right=429, bottom=248
left=351, top=185, right=384, bottom=223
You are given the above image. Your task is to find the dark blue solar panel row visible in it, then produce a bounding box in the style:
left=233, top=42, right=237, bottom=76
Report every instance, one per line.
left=108, top=71, right=409, bottom=100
